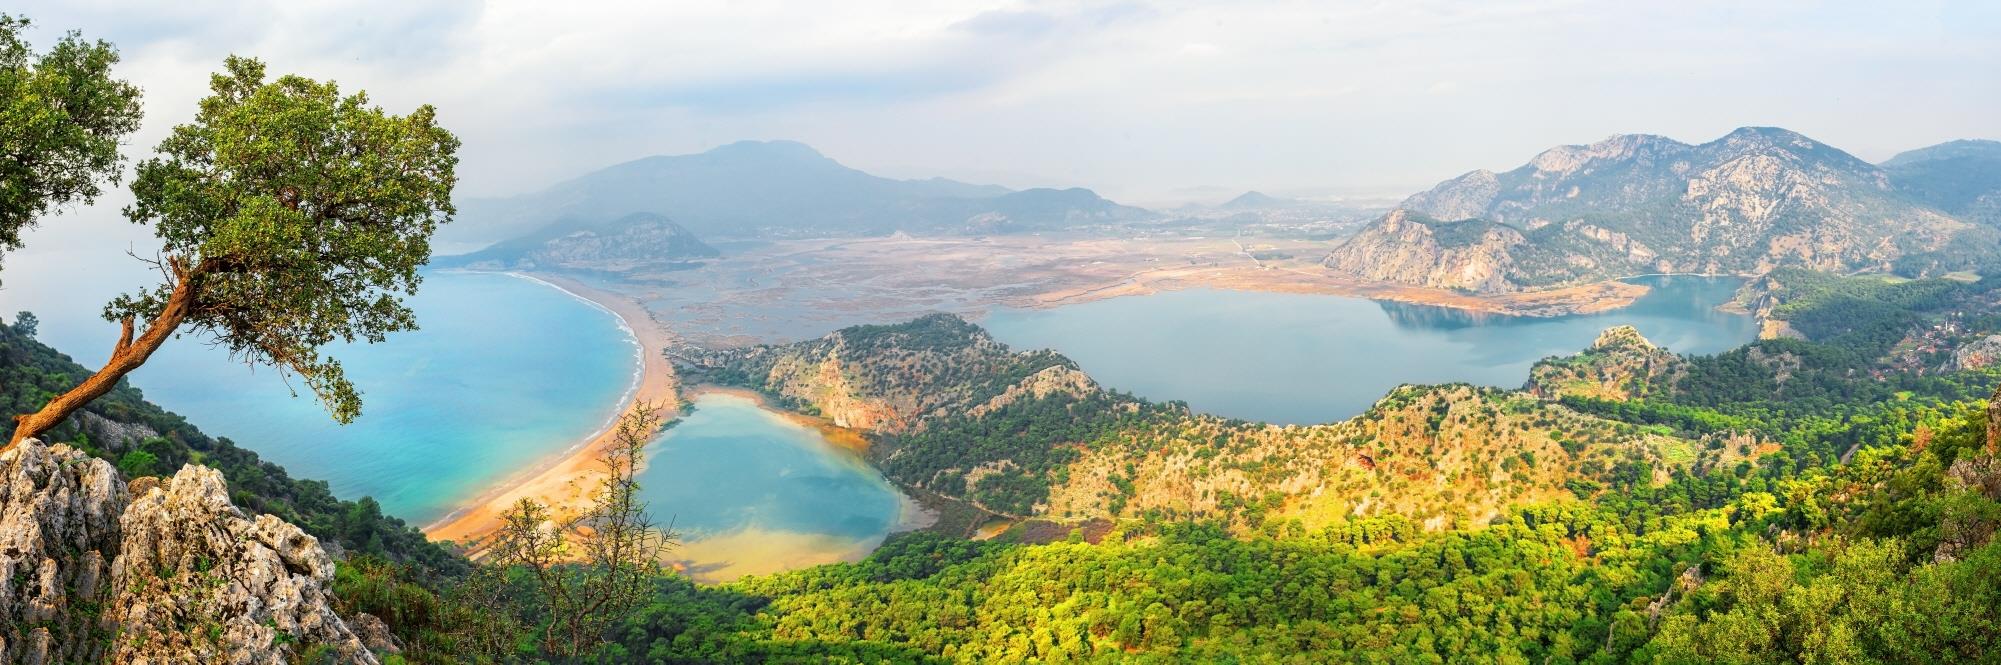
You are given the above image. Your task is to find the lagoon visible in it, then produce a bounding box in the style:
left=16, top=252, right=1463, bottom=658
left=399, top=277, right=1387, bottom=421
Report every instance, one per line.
left=981, top=276, right=1757, bottom=425
left=114, top=271, right=638, bottom=525
left=636, top=393, right=913, bottom=582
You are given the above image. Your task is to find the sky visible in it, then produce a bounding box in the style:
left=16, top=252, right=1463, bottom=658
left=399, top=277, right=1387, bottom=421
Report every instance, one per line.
left=1, top=0, right=1998, bottom=259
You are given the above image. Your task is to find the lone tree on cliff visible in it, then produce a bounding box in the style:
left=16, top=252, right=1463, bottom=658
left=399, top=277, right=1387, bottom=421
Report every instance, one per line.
left=0, top=14, right=144, bottom=280
left=7, top=56, right=458, bottom=448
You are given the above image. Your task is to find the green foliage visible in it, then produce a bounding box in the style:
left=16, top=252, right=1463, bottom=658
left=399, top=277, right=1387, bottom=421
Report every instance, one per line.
left=881, top=391, right=1145, bottom=515
left=114, top=449, right=158, bottom=478
left=0, top=14, right=143, bottom=264
left=114, top=55, right=460, bottom=424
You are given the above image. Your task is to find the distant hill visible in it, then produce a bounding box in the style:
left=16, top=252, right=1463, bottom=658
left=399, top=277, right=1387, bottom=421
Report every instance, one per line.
left=1328, top=127, right=1996, bottom=292
left=443, top=140, right=1150, bottom=249
left=1884, top=139, right=2001, bottom=226
left=439, top=212, right=717, bottom=272
left=953, top=187, right=1153, bottom=233
left=1220, top=190, right=1296, bottom=209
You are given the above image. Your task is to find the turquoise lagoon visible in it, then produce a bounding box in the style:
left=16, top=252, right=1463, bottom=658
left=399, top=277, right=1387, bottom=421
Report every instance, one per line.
left=117, top=271, right=639, bottom=525
left=981, top=276, right=1758, bottom=425
left=635, top=393, right=913, bottom=582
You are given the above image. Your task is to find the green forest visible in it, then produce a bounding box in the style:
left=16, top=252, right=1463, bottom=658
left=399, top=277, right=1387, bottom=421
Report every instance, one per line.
left=3, top=8, right=1999, bottom=663
left=284, top=269, right=2001, bottom=663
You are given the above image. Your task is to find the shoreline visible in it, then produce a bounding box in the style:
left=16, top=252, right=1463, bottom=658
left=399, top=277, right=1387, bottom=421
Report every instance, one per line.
left=423, top=272, right=682, bottom=548
left=1022, top=263, right=1658, bottom=318
left=681, top=386, right=939, bottom=535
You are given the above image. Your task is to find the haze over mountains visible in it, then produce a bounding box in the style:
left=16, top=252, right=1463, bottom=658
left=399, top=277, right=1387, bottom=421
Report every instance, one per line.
left=442, top=140, right=1151, bottom=250
left=448, top=128, right=2001, bottom=301
left=1326, top=127, right=2001, bottom=293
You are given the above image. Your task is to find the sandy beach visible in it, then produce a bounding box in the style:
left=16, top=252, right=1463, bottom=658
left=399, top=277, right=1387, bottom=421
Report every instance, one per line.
left=423, top=272, right=682, bottom=549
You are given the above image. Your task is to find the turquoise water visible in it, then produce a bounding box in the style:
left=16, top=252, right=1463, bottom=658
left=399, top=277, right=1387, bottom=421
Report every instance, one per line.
left=982, top=276, right=1757, bottom=425
left=636, top=393, right=909, bottom=581
left=116, top=271, right=638, bottom=525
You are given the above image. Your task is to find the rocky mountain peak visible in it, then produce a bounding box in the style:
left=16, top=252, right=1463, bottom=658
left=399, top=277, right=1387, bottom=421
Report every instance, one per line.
left=1528, top=134, right=1687, bottom=175
left=1593, top=325, right=1657, bottom=350
left=0, top=439, right=377, bottom=664
left=1360, top=127, right=1985, bottom=293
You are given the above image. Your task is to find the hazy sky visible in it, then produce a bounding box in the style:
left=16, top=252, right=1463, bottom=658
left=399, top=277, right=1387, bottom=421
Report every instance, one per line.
left=8, top=1, right=2001, bottom=208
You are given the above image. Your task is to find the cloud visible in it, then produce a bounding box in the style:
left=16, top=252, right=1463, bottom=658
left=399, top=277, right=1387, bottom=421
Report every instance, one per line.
left=952, top=9, right=1062, bottom=38
left=1, top=0, right=1995, bottom=205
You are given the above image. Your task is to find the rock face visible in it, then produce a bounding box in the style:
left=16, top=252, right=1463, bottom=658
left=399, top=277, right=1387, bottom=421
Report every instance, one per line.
left=1333, top=127, right=1988, bottom=293
left=1322, top=209, right=1525, bottom=292
left=1947, top=334, right=2001, bottom=372
left=0, top=440, right=376, bottom=665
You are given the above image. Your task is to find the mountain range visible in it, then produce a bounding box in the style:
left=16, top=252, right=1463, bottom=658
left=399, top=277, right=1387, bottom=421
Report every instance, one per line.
left=1326, top=127, right=2001, bottom=292
left=442, top=140, right=1152, bottom=250
left=1884, top=138, right=2001, bottom=226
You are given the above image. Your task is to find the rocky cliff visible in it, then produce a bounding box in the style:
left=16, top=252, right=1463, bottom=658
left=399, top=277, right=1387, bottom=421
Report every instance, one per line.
left=0, top=439, right=376, bottom=664
left=1321, top=209, right=1525, bottom=292
left=1332, top=127, right=1989, bottom=292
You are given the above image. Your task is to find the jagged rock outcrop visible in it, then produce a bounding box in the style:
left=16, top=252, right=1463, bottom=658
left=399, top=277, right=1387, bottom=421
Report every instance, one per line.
left=0, top=440, right=376, bottom=664
left=1335, top=127, right=1988, bottom=293
left=1946, top=334, right=2001, bottom=372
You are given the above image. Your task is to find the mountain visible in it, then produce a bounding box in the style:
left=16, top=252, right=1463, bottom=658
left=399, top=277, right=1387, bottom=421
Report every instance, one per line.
left=1220, top=190, right=1296, bottom=209
left=1330, top=127, right=1990, bottom=292
left=954, top=187, right=1152, bottom=233
left=443, top=140, right=1148, bottom=248
left=439, top=212, right=719, bottom=272
left=1321, top=209, right=1529, bottom=292
left=1884, top=139, right=2001, bottom=226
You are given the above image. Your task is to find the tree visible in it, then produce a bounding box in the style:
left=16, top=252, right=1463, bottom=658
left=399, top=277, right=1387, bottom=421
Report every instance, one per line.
left=9, top=311, right=34, bottom=338
left=490, top=404, right=677, bottom=658
left=7, top=56, right=458, bottom=448
left=0, top=14, right=143, bottom=273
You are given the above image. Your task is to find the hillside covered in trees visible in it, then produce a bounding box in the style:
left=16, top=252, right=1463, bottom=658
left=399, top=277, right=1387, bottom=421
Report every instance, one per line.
left=678, top=314, right=1723, bottom=532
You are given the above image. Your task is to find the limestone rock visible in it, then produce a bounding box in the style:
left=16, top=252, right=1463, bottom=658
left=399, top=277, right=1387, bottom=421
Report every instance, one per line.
left=349, top=613, right=402, bottom=655
left=1323, top=209, right=1524, bottom=293
left=0, top=440, right=125, bottom=665
left=1347, top=127, right=1975, bottom=292
left=1947, top=334, right=2001, bottom=373
left=0, top=439, right=377, bottom=665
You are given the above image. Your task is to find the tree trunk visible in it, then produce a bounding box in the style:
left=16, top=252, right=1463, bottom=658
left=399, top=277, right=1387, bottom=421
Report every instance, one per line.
left=7, top=277, right=195, bottom=449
